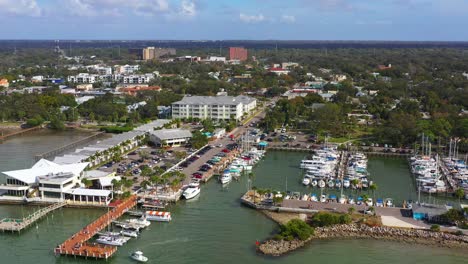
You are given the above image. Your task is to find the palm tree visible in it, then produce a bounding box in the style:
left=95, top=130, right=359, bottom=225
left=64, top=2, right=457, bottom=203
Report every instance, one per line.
left=369, top=183, right=378, bottom=203
left=81, top=178, right=93, bottom=188
left=348, top=206, right=356, bottom=215
left=351, top=179, right=360, bottom=191
left=455, top=188, right=464, bottom=203
left=140, top=180, right=150, bottom=190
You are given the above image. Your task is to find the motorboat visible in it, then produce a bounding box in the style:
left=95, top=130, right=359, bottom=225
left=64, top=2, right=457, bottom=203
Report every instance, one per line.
left=327, top=179, right=335, bottom=188
left=384, top=198, right=394, bottom=207
left=127, top=217, right=151, bottom=227
left=366, top=198, right=374, bottom=206
left=130, top=251, right=148, bottom=263
left=310, top=194, right=318, bottom=202
left=343, top=179, right=350, bottom=188
left=121, top=229, right=139, bottom=238
left=183, top=181, right=201, bottom=200
left=320, top=194, right=327, bottom=203
left=311, top=179, right=318, bottom=187
left=302, top=177, right=311, bottom=186
left=318, top=180, right=326, bottom=188
left=339, top=195, right=347, bottom=204
left=376, top=199, right=384, bottom=207
left=348, top=198, right=355, bottom=204
left=301, top=194, right=309, bottom=201
left=145, top=211, right=172, bottom=222
left=220, top=171, right=232, bottom=185
left=335, top=179, right=342, bottom=188
left=96, top=235, right=128, bottom=246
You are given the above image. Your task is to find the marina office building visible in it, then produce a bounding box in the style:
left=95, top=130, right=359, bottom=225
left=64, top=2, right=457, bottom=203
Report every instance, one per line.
left=149, top=129, right=193, bottom=147
left=171, top=95, right=257, bottom=121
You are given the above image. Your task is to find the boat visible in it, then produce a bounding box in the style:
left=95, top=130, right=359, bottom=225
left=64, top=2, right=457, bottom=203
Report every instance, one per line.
left=320, top=194, right=327, bottom=203
left=145, top=211, right=172, bottom=222
left=376, top=199, right=384, bottom=207
left=311, top=179, right=318, bottom=187
left=130, top=251, right=148, bottom=262
left=121, top=229, right=139, bottom=238
left=366, top=198, right=373, bottom=206
left=329, top=194, right=337, bottom=202
left=127, top=217, right=151, bottom=227
left=310, top=194, right=318, bottom=202
left=327, top=179, right=335, bottom=188
left=335, top=179, right=342, bottom=188
left=318, top=180, right=326, bottom=188
left=96, top=235, right=127, bottom=246
left=384, top=198, right=394, bottom=207
left=339, top=195, right=347, bottom=204
left=302, top=177, right=311, bottom=186
left=301, top=194, right=309, bottom=201
left=348, top=198, right=355, bottom=204
left=183, top=181, right=201, bottom=199
left=220, top=171, right=232, bottom=184
left=343, top=179, right=350, bottom=188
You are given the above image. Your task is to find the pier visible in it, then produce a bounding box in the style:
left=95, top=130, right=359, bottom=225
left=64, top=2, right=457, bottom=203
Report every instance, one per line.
left=0, top=126, right=42, bottom=142
left=0, top=201, right=67, bottom=232
left=54, top=196, right=137, bottom=260
left=34, top=131, right=104, bottom=161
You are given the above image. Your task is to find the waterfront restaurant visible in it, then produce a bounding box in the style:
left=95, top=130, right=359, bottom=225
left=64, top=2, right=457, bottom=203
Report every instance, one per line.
left=0, top=159, right=88, bottom=200
left=64, top=188, right=113, bottom=205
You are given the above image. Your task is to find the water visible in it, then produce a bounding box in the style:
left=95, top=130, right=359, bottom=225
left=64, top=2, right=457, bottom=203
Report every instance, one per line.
left=0, top=134, right=466, bottom=263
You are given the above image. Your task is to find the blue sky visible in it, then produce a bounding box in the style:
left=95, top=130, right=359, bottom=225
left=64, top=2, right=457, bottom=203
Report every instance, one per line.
left=0, top=0, right=467, bottom=40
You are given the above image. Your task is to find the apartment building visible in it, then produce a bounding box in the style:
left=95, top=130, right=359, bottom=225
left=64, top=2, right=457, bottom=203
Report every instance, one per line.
left=143, top=47, right=176, bottom=60
left=114, top=64, right=140, bottom=74
left=67, top=73, right=99, bottom=83
left=229, top=47, right=248, bottom=61
left=171, top=95, right=256, bottom=121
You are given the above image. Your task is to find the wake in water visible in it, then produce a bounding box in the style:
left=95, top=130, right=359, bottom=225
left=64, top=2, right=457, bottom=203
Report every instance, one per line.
left=148, top=237, right=191, bottom=246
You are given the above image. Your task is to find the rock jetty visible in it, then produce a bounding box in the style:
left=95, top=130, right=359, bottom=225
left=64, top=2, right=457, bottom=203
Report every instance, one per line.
left=258, top=224, right=468, bottom=256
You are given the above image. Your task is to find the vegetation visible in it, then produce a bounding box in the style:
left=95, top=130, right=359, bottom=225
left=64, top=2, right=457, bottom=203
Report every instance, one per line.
left=310, top=212, right=352, bottom=227
left=191, top=131, right=208, bottom=149
left=430, top=224, right=440, bottom=232
left=274, top=219, right=314, bottom=241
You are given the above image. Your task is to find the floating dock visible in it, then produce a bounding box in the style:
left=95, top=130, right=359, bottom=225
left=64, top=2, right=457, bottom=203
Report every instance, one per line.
left=54, top=196, right=137, bottom=260
left=0, top=201, right=67, bottom=232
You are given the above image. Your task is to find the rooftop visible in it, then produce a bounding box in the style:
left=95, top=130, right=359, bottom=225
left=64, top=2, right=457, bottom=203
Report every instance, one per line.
left=150, top=129, right=192, bottom=140
left=173, top=95, right=255, bottom=106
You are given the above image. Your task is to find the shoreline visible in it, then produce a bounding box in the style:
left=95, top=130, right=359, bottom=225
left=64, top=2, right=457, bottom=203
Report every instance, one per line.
left=258, top=211, right=468, bottom=256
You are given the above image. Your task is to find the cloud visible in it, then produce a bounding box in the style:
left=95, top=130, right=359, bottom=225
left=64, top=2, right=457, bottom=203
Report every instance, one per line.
left=63, top=0, right=171, bottom=17
left=0, top=0, right=42, bottom=16
left=280, top=15, right=296, bottom=23
left=239, top=13, right=265, bottom=23
left=180, top=0, right=196, bottom=17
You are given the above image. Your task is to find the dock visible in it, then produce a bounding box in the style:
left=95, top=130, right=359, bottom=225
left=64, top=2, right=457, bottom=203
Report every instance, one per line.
left=0, top=201, right=67, bottom=232
left=34, top=131, right=104, bottom=161
left=54, top=196, right=137, bottom=260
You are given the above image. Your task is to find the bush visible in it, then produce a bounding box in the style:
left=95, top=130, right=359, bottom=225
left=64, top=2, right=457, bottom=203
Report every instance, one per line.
left=277, top=219, right=314, bottom=241
left=430, top=224, right=440, bottom=232
left=26, top=116, right=44, bottom=127
left=100, top=126, right=134, bottom=134
left=311, top=212, right=352, bottom=227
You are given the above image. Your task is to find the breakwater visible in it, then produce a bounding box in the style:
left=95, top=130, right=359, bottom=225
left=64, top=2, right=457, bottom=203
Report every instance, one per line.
left=258, top=224, right=468, bottom=256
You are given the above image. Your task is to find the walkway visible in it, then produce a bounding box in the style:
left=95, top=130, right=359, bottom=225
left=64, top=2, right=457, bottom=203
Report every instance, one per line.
left=54, top=196, right=137, bottom=260
left=0, top=201, right=67, bottom=232
left=0, top=126, right=42, bottom=141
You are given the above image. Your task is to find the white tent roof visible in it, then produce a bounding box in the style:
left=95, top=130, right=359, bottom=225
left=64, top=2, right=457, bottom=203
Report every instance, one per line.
left=99, top=176, right=121, bottom=187
left=2, top=159, right=89, bottom=185
left=65, top=188, right=112, bottom=197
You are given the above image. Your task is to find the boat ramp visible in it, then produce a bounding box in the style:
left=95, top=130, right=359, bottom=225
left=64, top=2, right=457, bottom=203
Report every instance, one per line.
left=54, top=196, right=137, bottom=260
left=0, top=201, right=67, bottom=232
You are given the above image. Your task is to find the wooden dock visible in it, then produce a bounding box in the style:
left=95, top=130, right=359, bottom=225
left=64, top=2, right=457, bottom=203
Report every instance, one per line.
left=0, top=201, right=67, bottom=232
left=34, top=131, right=104, bottom=161
left=54, top=196, right=137, bottom=260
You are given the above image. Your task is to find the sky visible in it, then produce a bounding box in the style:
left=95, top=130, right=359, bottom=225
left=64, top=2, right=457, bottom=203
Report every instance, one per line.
left=0, top=0, right=467, bottom=41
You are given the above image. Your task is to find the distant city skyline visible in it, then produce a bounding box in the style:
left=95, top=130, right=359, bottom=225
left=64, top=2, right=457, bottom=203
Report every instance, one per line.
left=0, top=0, right=467, bottom=41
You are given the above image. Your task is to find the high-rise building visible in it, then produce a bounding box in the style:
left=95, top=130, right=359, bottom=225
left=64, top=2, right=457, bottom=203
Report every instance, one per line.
left=229, top=47, right=248, bottom=61
left=142, top=47, right=176, bottom=61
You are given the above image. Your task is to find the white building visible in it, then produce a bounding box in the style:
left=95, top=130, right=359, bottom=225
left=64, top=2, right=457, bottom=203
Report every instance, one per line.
left=116, top=73, right=155, bottom=84
left=149, top=129, right=193, bottom=147
left=68, top=73, right=99, bottom=83
left=171, top=95, right=257, bottom=121
left=206, top=56, right=226, bottom=62
left=0, top=159, right=88, bottom=200
left=114, top=64, right=140, bottom=74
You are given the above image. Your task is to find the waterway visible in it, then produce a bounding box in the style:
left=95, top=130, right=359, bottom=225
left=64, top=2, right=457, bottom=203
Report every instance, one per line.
left=0, top=134, right=466, bottom=263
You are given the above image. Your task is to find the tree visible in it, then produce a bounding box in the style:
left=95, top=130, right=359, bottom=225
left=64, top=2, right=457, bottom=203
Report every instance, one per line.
left=430, top=224, right=440, bottom=232
left=138, top=150, right=150, bottom=160
left=348, top=206, right=356, bottom=215
left=454, top=188, right=464, bottom=203
left=369, top=183, right=378, bottom=203
left=191, top=131, right=208, bottom=149
left=81, top=178, right=93, bottom=188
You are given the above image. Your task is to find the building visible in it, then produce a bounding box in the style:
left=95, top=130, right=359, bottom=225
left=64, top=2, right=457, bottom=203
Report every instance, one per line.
left=119, top=86, right=161, bottom=96
left=269, top=68, right=290, bottom=76
left=0, top=159, right=88, bottom=200
left=143, top=47, right=176, bottom=60
left=412, top=203, right=450, bottom=222
left=117, top=73, right=156, bottom=84
left=281, top=62, right=299, bottom=69
left=67, top=73, right=99, bottom=84
left=206, top=56, right=226, bottom=62
left=0, top=78, right=9, bottom=88
left=114, top=64, right=140, bottom=74
left=171, top=95, right=257, bottom=121
left=149, top=129, right=192, bottom=147
left=229, top=47, right=248, bottom=61
left=31, top=75, right=44, bottom=83
left=76, top=84, right=93, bottom=91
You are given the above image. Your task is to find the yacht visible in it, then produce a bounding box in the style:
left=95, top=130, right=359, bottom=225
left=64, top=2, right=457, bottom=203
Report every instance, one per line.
left=320, top=194, right=327, bottom=203
left=384, top=198, right=394, bottom=207
left=339, top=195, right=347, bottom=204
left=311, top=179, right=318, bottom=187
left=310, top=194, right=318, bottom=202
left=302, top=177, right=311, bottom=186
left=126, top=217, right=151, bottom=228
left=130, top=251, right=148, bottom=262
left=220, top=171, right=232, bottom=184
left=318, top=180, right=326, bottom=188
left=121, top=229, right=139, bottom=238
left=343, top=179, right=350, bottom=188
left=327, top=179, right=335, bottom=188
left=96, top=235, right=127, bottom=246
left=145, top=211, right=172, bottom=222
left=183, top=181, right=201, bottom=200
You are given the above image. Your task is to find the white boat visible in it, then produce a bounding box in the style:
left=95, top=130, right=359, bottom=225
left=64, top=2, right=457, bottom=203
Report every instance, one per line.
left=366, top=198, right=373, bottom=206
left=130, top=251, right=148, bottom=263
left=96, top=235, right=127, bottom=246
left=311, top=179, right=318, bottom=187
left=327, top=179, right=335, bottom=188
left=301, top=194, right=309, bottom=201
left=384, top=198, right=394, bottom=207
left=348, top=198, right=355, bottom=204
left=302, top=177, right=311, bottom=186
left=310, top=194, right=318, bottom=202
left=183, top=182, right=201, bottom=199
left=127, top=217, right=151, bottom=227
left=320, top=194, right=327, bottom=203
left=343, top=179, right=350, bottom=188
left=121, top=229, right=138, bottom=238
left=220, top=172, right=232, bottom=184
left=145, top=211, right=172, bottom=222
left=339, top=195, right=347, bottom=204
left=318, top=180, right=326, bottom=188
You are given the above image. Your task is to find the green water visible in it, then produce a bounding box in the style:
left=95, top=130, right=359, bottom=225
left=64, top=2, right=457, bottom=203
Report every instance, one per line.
left=0, top=134, right=466, bottom=263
